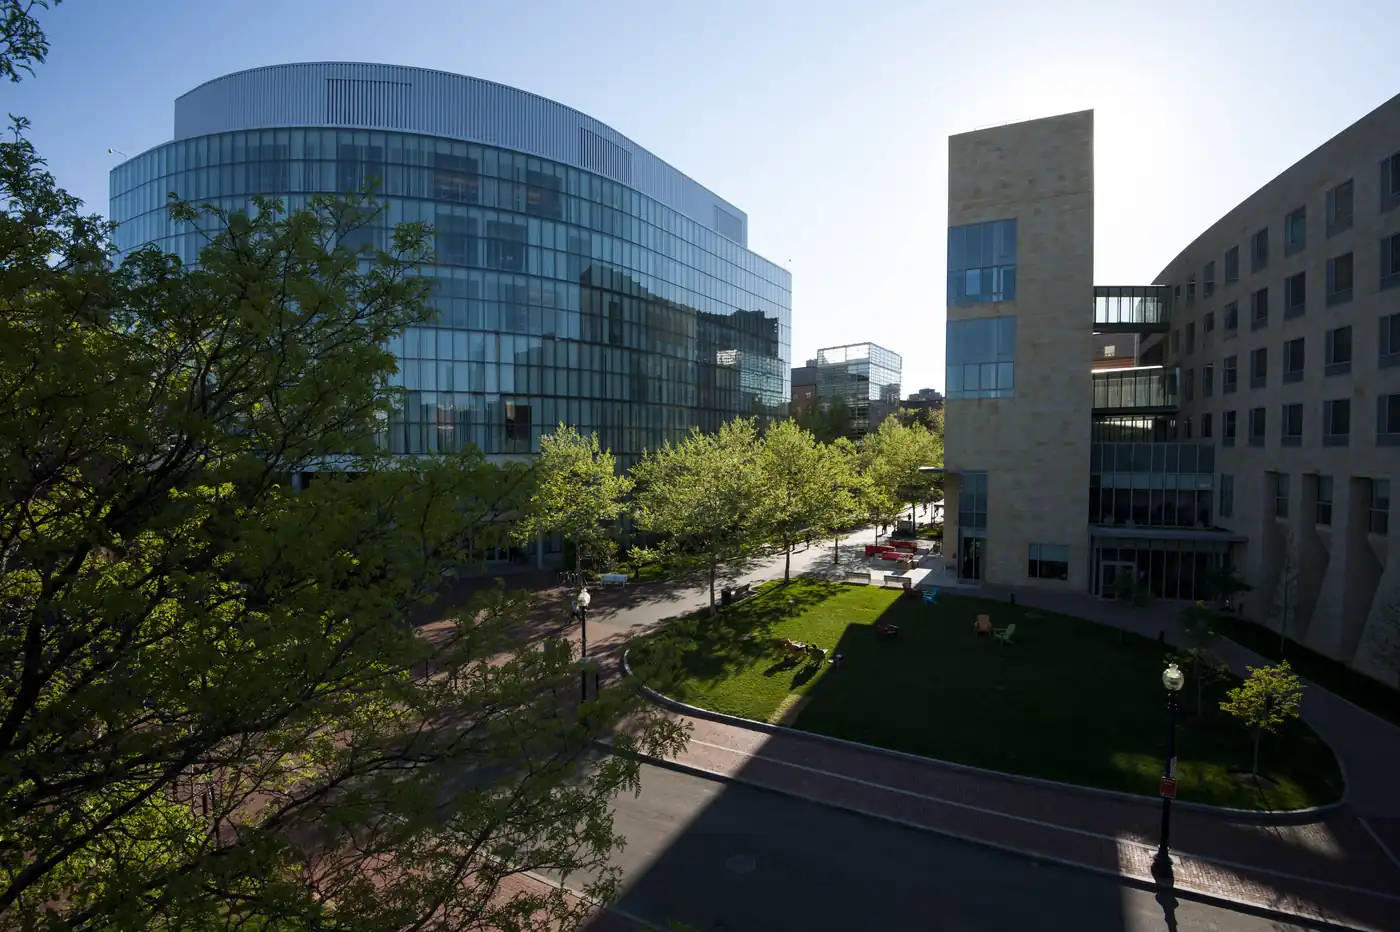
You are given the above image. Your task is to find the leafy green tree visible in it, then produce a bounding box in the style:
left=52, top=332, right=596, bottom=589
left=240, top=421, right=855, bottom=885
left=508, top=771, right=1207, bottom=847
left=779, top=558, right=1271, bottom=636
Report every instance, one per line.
left=1176, top=601, right=1229, bottom=717
left=515, top=424, right=632, bottom=574
left=0, top=42, right=685, bottom=925
left=630, top=418, right=761, bottom=614
left=859, top=415, right=941, bottom=539
left=753, top=420, right=857, bottom=582
left=1220, top=662, right=1304, bottom=778
left=1, top=0, right=60, bottom=83
left=794, top=396, right=853, bottom=444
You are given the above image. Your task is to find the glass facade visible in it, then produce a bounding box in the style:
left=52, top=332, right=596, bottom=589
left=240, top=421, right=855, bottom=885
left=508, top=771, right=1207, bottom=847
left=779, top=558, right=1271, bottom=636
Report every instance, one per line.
left=946, top=317, right=1016, bottom=399
left=109, top=127, right=791, bottom=462
left=947, top=219, right=1017, bottom=306
left=809, top=343, right=902, bottom=435
left=1091, top=366, right=1180, bottom=412
left=1089, top=442, right=1214, bottom=527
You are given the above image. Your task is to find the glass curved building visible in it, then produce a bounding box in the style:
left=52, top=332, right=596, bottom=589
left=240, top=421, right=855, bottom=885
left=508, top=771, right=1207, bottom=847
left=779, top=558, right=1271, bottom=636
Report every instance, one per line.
left=109, top=63, right=791, bottom=463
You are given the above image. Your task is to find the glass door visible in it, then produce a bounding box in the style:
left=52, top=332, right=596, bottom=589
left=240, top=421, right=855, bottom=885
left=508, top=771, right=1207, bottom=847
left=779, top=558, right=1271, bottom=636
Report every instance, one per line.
left=959, top=535, right=985, bottom=581
left=1100, top=560, right=1136, bottom=598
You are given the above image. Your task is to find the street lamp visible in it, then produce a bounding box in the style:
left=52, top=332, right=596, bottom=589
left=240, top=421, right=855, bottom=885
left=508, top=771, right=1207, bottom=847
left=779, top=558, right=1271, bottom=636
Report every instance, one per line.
left=1156, top=660, right=1186, bottom=867
left=574, top=586, right=592, bottom=701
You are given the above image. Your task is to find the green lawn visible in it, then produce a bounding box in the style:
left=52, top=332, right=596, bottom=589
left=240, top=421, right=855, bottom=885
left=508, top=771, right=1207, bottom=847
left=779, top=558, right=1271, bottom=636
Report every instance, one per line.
left=630, top=580, right=1343, bottom=811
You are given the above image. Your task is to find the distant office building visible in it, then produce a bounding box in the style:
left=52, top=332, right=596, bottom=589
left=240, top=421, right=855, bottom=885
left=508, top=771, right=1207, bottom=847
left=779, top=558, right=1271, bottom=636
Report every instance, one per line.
left=109, top=63, right=792, bottom=468
left=904, top=387, right=945, bottom=412
left=790, top=343, right=902, bottom=437
left=941, top=94, right=1399, bottom=684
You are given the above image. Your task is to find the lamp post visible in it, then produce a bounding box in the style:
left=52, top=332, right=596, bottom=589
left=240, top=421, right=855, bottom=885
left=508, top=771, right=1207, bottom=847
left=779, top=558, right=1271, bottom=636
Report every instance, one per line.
left=1156, top=660, right=1186, bottom=867
left=574, top=586, right=592, bottom=701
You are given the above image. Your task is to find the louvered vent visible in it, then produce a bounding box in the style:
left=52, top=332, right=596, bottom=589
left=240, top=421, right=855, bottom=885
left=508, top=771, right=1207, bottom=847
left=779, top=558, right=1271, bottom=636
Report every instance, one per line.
left=325, top=78, right=412, bottom=126
left=579, top=128, right=632, bottom=184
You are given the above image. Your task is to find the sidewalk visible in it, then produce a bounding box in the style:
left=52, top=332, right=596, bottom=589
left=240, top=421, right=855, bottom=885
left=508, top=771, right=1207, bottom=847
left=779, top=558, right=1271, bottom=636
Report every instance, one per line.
left=636, top=705, right=1400, bottom=930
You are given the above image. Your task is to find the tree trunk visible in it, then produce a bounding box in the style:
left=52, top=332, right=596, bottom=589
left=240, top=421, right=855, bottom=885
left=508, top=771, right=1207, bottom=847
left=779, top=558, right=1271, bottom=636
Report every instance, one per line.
left=1251, top=731, right=1261, bottom=777
left=784, top=547, right=791, bottom=583
left=708, top=562, right=717, bottom=616
left=833, top=535, right=839, bottom=565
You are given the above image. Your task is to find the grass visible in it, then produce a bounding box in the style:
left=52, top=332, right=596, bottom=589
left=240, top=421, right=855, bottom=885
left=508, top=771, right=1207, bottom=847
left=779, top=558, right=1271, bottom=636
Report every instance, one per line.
left=631, top=580, right=1343, bottom=811
left=1209, top=612, right=1400, bottom=728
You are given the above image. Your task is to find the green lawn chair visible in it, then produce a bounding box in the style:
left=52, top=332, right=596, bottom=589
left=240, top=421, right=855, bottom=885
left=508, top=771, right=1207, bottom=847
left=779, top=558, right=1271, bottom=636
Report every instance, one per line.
left=993, top=623, right=1016, bottom=646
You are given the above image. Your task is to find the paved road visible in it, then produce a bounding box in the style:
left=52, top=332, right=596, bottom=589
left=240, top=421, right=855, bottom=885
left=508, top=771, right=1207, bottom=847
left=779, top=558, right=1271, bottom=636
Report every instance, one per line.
left=558, top=764, right=1310, bottom=932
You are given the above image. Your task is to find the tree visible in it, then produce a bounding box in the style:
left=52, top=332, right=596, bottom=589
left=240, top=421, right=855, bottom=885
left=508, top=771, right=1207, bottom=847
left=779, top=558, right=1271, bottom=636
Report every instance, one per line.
left=1219, top=662, right=1304, bottom=778
left=794, top=396, right=852, bottom=444
left=630, top=418, right=761, bottom=614
left=0, top=43, right=686, bottom=925
left=753, top=420, right=857, bottom=582
left=1, top=0, right=60, bottom=83
left=515, top=424, right=632, bottom=574
left=1200, top=562, right=1251, bottom=611
left=1175, top=602, right=1230, bottom=717
left=859, top=416, right=942, bottom=539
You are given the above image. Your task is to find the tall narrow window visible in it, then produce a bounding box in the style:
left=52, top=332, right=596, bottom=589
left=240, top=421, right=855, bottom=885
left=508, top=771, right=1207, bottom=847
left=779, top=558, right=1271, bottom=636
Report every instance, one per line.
left=1250, top=287, right=1269, bottom=330
left=1382, top=312, right=1400, bottom=368
left=1285, top=271, right=1306, bottom=317
left=1325, top=326, right=1352, bottom=376
left=1274, top=472, right=1289, bottom=518
left=1220, top=473, right=1234, bottom=517
left=1284, top=206, right=1306, bottom=256
left=1251, top=227, right=1269, bottom=272
left=1225, top=301, right=1239, bottom=331
left=1326, top=179, right=1353, bottom=236
left=1248, top=406, right=1266, bottom=446
left=1281, top=403, right=1303, bottom=446
left=1382, top=151, right=1400, bottom=212
left=1202, top=412, right=1213, bottom=438
left=1203, top=261, right=1216, bottom=297
left=1223, top=355, right=1238, bottom=393
left=1202, top=362, right=1214, bottom=396
left=1378, top=393, right=1400, bottom=446
left=1382, top=232, right=1400, bottom=291
left=1283, top=337, right=1305, bottom=383
left=1250, top=347, right=1267, bottom=388
left=1315, top=475, right=1333, bottom=526
left=1370, top=479, right=1391, bottom=535
left=1326, top=252, right=1354, bottom=305
left=1323, top=398, right=1350, bottom=447
left=1223, top=410, right=1237, bottom=446
left=1225, top=245, right=1240, bottom=283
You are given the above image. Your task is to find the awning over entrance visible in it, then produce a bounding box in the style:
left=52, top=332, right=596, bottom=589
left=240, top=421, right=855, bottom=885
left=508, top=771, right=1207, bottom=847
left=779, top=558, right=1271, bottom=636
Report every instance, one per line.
left=1090, top=525, right=1247, bottom=544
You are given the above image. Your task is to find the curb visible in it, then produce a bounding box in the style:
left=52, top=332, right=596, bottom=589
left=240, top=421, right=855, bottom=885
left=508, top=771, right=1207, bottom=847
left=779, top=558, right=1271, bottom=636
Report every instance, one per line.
left=606, top=743, right=1369, bottom=932
left=620, top=649, right=1344, bottom=824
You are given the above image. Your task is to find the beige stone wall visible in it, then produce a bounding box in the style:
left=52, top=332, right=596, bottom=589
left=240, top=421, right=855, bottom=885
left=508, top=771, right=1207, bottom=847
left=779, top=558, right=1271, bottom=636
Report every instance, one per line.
left=1152, top=92, right=1400, bottom=672
left=945, top=111, right=1095, bottom=590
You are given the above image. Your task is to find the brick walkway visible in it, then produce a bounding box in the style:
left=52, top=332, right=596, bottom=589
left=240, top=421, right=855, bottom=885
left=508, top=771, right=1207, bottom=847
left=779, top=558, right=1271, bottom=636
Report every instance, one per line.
left=634, top=708, right=1400, bottom=929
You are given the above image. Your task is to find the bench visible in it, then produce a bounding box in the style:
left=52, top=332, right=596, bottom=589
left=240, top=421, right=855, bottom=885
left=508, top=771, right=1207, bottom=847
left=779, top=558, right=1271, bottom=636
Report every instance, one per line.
left=890, top=540, right=919, bottom=553
left=845, top=569, right=874, bottom=583
left=721, top=582, right=754, bottom=605
left=878, top=550, right=903, bottom=562
left=881, top=574, right=912, bottom=590
left=865, top=544, right=897, bottom=556
left=598, top=572, right=629, bottom=586
left=875, top=621, right=899, bottom=637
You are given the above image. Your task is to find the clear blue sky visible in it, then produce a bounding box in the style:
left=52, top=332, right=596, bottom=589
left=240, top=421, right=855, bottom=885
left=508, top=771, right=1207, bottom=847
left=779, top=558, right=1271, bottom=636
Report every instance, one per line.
left=9, top=0, right=1399, bottom=392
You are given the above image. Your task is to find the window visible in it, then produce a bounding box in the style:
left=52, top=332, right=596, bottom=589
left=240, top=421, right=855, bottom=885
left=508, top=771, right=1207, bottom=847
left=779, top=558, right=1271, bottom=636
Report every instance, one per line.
left=1382, top=313, right=1400, bottom=368
left=1225, top=245, right=1240, bottom=282
left=1202, top=412, right=1213, bottom=438
left=1326, top=252, right=1354, bottom=305
left=1382, top=232, right=1400, bottom=291
left=1205, top=310, right=1216, bottom=332
left=1225, top=300, right=1239, bottom=332
left=1284, top=337, right=1305, bottom=383
left=959, top=471, right=988, bottom=529
left=1250, top=347, right=1267, bottom=388
left=1223, top=355, right=1238, bottom=393
left=1285, top=271, right=1306, bottom=318
left=1248, top=406, right=1266, bottom=446
left=1379, top=393, right=1400, bottom=446
left=1204, top=261, right=1216, bottom=297
left=1186, top=321, right=1195, bottom=353
left=946, top=316, right=1016, bottom=398
left=1274, top=472, right=1289, bottom=518
left=503, top=400, right=532, bottom=453
left=1315, top=475, right=1333, bottom=526
left=1323, top=398, right=1350, bottom=446
left=1370, top=479, right=1391, bottom=535
left=1250, top=287, right=1268, bottom=330
left=1172, top=329, right=1180, bottom=354
left=1202, top=363, right=1214, bottom=396
left=1324, top=326, right=1352, bottom=376
left=1183, top=416, right=1193, bottom=439
left=1284, top=206, right=1306, bottom=256
left=1223, top=410, right=1237, bottom=446
left=1251, top=227, right=1269, bottom=272
left=1383, top=150, right=1400, bottom=212
left=1027, top=543, right=1069, bottom=581
left=1184, top=368, right=1194, bottom=401
left=1186, top=279, right=1196, bottom=306
left=948, top=219, right=1017, bottom=305
left=1326, top=179, right=1353, bottom=236
left=1219, top=473, right=1234, bottom=518
left=1281, top=403, right=1303, bottom=446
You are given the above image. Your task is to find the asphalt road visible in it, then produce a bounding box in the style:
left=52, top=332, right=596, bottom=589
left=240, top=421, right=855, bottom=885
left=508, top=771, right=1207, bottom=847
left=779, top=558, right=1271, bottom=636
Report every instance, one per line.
left=565, top=763, right=1309, bottom=932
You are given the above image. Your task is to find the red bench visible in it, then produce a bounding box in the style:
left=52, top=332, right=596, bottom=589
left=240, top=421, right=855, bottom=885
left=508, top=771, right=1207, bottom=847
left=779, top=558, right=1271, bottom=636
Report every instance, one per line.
left=891, top=540, right=920, bottom=553
left=864, top=544, right=896, bottom=556
left=879, top=550, right=903, bottom=561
